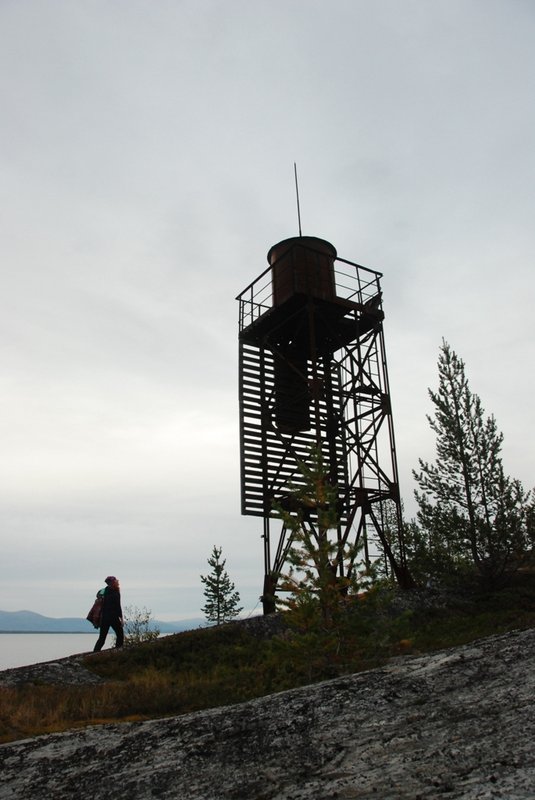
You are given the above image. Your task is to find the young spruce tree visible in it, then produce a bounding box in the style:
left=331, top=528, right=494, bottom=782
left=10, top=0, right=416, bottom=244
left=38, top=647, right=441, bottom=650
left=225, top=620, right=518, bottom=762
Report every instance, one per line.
left=273, top=448, right=400, bottom=681
left=200, top=546, right=243, bottom=625
left=413, top=340, right=532, bottom=585
left=274, top=446, right=361, bottom=629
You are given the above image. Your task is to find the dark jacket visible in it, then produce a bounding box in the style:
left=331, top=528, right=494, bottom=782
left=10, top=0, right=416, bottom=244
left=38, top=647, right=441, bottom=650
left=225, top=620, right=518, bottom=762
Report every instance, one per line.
left=101, top=586, right=123, bottom=624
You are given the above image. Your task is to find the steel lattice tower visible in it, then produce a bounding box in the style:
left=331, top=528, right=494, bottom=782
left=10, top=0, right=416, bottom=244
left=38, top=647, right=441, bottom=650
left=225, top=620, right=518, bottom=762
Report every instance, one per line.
left=237, top=236, right=412, bottom=614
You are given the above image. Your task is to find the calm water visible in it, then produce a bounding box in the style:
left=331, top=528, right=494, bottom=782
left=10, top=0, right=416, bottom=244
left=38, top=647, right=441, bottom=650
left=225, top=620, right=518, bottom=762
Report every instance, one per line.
left=0, top=633, right=113, bottom=671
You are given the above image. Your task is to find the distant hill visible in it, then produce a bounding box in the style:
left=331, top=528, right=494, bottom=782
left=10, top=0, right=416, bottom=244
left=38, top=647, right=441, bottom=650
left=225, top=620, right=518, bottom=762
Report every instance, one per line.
left=158, top=618, right=205, bottom=634
left=0, top=610, right=204, bottom=634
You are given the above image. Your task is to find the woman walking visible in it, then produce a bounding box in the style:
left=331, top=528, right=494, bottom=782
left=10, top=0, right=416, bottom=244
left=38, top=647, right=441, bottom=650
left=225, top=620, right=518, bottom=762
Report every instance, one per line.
left=93, top=576, right=124, bottom=651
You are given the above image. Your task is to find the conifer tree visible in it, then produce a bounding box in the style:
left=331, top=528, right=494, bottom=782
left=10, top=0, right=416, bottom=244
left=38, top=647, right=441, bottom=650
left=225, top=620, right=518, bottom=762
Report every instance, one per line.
left=274, top=447, right=361, bottom=628
left=200, top=546, right=243, bottom=625
left=413, top=340, right=532, bottom=585
left=273, top=449, right=387, bottom=680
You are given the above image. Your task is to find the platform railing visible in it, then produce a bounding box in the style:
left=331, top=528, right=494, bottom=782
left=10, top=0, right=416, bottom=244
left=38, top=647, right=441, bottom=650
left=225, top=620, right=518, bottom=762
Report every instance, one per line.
left=237, top=251, right=383, bottom=333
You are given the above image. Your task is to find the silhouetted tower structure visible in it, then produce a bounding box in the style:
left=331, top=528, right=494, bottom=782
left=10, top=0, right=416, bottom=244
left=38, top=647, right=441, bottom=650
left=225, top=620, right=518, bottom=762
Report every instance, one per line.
left=237, top=236, right=412, bottom=613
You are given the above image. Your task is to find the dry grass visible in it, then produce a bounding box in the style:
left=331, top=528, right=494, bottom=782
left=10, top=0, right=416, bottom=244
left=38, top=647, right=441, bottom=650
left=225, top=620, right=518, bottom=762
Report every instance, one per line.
left=2, top=576, right=535, bottom=744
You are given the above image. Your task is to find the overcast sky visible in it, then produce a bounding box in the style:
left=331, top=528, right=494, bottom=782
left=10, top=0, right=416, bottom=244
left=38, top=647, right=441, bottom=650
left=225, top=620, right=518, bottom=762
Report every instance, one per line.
left=1, top=0, right=534, bottom=621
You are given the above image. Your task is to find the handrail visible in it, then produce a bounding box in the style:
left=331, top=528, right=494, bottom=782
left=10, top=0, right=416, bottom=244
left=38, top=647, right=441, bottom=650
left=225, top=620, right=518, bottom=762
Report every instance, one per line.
left=237, top=246, right=383, bottom=332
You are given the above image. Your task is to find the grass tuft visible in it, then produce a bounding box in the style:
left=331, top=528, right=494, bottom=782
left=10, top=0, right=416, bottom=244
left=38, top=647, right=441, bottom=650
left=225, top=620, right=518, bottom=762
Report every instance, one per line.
left=2, top=575, right=534, bottom=744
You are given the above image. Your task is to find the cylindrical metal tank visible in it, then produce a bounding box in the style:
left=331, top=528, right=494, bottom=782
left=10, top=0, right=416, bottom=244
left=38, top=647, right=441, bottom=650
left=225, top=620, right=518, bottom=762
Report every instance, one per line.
left=267, top=237, right=337, bottom=433
left=268, top=236, right=337, bottom=306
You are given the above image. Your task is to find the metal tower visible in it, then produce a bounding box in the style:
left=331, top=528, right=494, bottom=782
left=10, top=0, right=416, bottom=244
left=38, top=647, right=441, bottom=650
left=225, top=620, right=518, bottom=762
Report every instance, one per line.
left=237, top=236, right=412, bottom=614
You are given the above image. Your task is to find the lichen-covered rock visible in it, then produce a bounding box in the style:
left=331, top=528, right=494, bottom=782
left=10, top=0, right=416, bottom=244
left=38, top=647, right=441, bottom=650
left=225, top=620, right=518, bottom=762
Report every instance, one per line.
left=0, top=654, right=105, bottom=687
left=1, top=628, right=535, bottom=799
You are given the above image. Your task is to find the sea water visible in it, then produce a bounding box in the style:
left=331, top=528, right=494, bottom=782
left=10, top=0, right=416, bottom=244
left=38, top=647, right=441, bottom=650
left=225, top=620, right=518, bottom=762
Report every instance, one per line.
left=0, top=633, right=112, bottom=671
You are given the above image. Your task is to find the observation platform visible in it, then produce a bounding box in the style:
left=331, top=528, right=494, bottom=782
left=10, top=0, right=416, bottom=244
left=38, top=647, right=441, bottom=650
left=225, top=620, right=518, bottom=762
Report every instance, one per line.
left=237, top=239, right=385, bottom=356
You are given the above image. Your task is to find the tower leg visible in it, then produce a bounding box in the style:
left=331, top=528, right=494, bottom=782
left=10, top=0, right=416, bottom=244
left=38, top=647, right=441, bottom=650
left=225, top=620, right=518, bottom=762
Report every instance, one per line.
left=262, top=573, right=277, bottom=615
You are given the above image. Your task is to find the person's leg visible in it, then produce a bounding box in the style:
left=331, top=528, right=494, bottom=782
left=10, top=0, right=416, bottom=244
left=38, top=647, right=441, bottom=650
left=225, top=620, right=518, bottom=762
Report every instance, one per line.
left=93, top=622, right=110, bottom=652
left=111, top=619, right=124, bottom=648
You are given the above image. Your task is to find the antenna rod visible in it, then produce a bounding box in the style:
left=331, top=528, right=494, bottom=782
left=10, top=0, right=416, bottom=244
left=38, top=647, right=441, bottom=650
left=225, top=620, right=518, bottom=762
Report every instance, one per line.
left=294, top=162, right=302, bottom=236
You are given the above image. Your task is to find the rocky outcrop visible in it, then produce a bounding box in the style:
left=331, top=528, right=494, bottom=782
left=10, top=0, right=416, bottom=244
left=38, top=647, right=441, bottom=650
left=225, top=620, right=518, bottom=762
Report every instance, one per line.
left=0, top=653, right=105, bottom=687
left=1, top=627, right=535, bottom=799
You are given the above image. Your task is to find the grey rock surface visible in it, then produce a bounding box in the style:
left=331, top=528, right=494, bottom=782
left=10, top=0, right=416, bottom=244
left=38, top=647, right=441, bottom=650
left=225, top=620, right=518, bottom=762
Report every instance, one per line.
left=1, top=627, right=534, bottom=799
left=0, top=653, right=105, bottom=687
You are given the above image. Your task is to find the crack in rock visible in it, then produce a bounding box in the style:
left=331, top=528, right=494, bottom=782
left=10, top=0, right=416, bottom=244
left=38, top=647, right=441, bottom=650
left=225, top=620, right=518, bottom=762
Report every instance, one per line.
left=1, top=628, right=535, bottom=799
